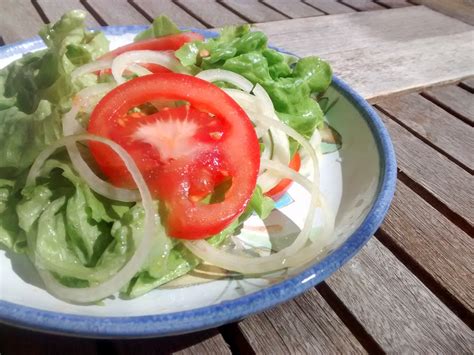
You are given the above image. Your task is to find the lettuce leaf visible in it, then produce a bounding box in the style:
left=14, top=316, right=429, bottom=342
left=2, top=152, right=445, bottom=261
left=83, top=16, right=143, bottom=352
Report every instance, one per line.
left=176, top=25, right=332, bottom=138
left=134, top=15, right=181, bottom=42
left=0, top=10, right=108, bottom=177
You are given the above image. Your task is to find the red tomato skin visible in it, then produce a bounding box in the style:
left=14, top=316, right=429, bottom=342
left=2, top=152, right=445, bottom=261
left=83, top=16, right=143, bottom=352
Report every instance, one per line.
left=265, top=153, right=301, bottom=201
left=100, top=33, right=204, bottom=60
left=88, top=73, right=260, bottom=239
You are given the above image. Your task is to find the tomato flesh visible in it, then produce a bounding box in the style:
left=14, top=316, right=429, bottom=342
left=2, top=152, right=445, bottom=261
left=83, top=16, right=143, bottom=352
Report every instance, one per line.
left=266, top=153, right=301, bottom=201
left=88, top=73, right=260, bottom=239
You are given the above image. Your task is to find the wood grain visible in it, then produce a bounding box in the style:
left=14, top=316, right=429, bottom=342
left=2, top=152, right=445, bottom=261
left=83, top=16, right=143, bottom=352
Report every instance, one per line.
left=340, top=0, right=386, bottom=11
left=37, top=0, right=100, bottom=27
left=377, top=0, right=413, bottom=8
left=377, top=109, right=474, bottom=225
left=382, top=180, right=474, bottom=312
left=262, top=0, right=324, bottom=18
left=133, top=0, right=205, bottom=28
left=0, top=0, right=44, bottom=43
left=178, top=0, right=246, bottom=27
left=303, top=0, right=356, bottom=14
left=326, top=238, right=473, bottom=353
left=238, top=287, right=366, bottom=353
left=114, top=329, right=231, bottom=355
left=412, top=0, right=474, bottom=25
left=221, top=0, right=287, bottom=22
left=376, top=93, right=474, bottom=170
left=424, top=85, right=474, bottom=125
left=255, top=6, right=474, bottom=100
left=86, top=0, right=148, bottom=25
left=461, top=77, right=474, bottom=91
left=0, top=324, right=98, bottom=355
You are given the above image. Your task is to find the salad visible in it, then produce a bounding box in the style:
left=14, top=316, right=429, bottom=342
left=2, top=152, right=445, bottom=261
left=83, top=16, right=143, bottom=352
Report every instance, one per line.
left=0, top=11, right=336, bottom=303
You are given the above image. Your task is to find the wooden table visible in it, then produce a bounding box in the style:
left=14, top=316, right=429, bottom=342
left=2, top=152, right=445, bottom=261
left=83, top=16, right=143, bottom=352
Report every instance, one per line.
left=0, top=1, right=472, bottom=353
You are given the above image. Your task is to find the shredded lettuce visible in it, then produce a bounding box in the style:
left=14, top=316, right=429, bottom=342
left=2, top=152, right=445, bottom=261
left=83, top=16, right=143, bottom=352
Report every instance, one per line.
left=0, top=10, right=108, bottom=177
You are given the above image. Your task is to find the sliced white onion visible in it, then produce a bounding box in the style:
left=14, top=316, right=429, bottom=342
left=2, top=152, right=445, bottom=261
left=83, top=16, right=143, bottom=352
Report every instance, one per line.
left=26, top=133, right=162, bottom=303
left=71, top=59, right=112, bottom=81
left=184, top=158, right=324, bottom=274
left=222, top=88, right=291, bottom=192
left=63, top=84, right=141, bottom=202
left=112, top=50, right=188, bottom=84
left=196, top=69, right=254, bottom=93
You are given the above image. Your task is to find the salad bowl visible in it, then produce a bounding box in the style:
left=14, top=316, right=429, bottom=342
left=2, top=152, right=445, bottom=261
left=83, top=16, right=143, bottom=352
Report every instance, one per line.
left=0, top=26, right=396, bottom=337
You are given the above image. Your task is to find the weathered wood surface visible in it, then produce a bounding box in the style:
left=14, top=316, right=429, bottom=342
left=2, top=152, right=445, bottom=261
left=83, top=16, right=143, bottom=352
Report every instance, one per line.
left=0, top=0, right=44, bottom=43
left=178, top=0, right=246, bottom=27
left=262, top=0, right=325, bottom=18
left=86, top=0, right=148, bottom=25
left=340, top=0, right=386, bottom=11
left=377, top=93, right=474, bottom=170
left=238, top=287, right=366, bottom=353
left=377, top=0, right=413, bottom=8
left=255, top=6, right=474, bottom=101
left=222, top=0, right=287, bottom=22
left=378, top=110, right=474, bottom=225
left=304, top=0, right=356, bottom=14
left=326, top=238, right=473, bottom=353
left=381, top=180, right=474, bottom=313
left=424, top=85, right=474, bottom=125
left=413, top=0, right=474, bottom=25
left=133, top=0, right=205, bottom=28
left=37, top=0, right=100, bottom=27
left=461, top=76, right=474, bottom=91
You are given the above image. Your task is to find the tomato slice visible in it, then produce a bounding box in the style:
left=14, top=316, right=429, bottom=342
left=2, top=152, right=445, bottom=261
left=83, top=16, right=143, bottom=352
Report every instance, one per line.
left=100, top=33, right=204, bottom=60
left=88, top=73, right=260, bottom=239
left=265, top=153, right=301, bottom=201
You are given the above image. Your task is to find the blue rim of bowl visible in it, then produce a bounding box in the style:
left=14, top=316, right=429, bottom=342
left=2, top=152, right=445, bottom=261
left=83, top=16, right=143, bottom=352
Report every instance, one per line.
left=0, top=26, right=397, bottom=338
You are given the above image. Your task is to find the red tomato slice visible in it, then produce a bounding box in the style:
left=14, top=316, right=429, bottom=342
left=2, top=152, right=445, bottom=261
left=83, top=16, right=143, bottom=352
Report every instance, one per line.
left=265, top=153, right=301, bottom=201
left=88, top=73, right=260, bottom=239
left=100, top=33, right=204, bottom=60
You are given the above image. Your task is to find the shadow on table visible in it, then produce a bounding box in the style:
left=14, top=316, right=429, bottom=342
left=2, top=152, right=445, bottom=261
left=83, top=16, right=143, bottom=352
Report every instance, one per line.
left=0, top=323, right=230, bottom=354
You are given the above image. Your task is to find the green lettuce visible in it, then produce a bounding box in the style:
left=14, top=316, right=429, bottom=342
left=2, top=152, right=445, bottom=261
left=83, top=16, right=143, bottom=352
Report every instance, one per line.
left=134, top=15, right=181, bottom=42
left=0, top=10, right=108, bottom=177
left=176, top=25, right=332, bottom=138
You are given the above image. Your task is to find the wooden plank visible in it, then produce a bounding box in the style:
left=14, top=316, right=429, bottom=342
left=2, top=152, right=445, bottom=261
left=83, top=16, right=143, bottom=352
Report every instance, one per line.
left=377, top=109, right=474, bottom=225
left=377, top=0, right=413, bottom=8
left=177, top=0, right=245, bottom=27
left=424, top=85, right=474, bottom=125
left=238, top=288, right=366, bottom=353
left=303, top=0, right=356, bottom=14
left=133, top=0, right=205, bottom=28
left=376, top=93, right=474, bottom=170
left=412, top=0, right=474, bottom=25
left=340, top=0, right=386, bottom=11
left=326, top=238, right=473, bottom=353
left=221, top=0, right=287, bottom=22
left=37, top=0, right=100, bottom=27
left=382, top=181, right=474, bottom=312
left=0, top=324, right=98, bottom=355
left=86, top=0, right=148, bottom=25
left=461, top=77, right=474, bottom=91
left=379, top=111, right=474, bottom=224
left=262, top=0, right=324, bottom=18
left=0, top=0, right=44, bottom=43
left=255, top=6, right=474, bottom=101
left=115, top=329, right=231, bottom=355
